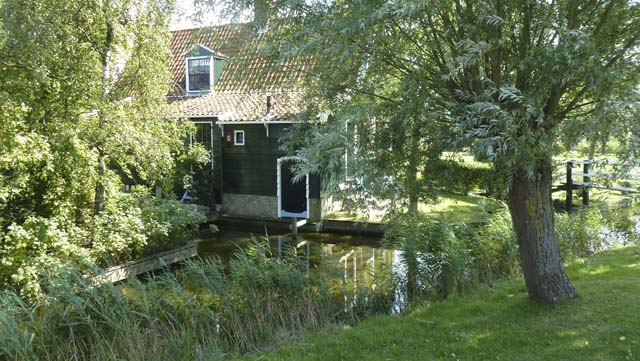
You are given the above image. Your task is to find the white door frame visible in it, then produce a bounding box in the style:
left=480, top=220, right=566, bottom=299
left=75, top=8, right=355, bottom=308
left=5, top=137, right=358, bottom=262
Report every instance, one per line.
left=277, top=157, right=309, bottom=218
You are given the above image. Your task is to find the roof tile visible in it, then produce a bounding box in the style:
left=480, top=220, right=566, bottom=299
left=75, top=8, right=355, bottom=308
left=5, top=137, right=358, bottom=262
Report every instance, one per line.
left=168, top=25, right=309, bottom=121
left=168, top=92, right=305, bottom=121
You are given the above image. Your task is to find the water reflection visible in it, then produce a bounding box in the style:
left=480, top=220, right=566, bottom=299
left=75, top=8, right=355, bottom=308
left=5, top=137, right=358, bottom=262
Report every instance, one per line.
left=197, top=228, right=404, bottom=312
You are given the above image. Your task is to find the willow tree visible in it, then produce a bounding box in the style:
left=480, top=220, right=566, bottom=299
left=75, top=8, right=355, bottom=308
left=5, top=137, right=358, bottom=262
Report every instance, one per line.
left=213, top=0, right=640, bottom=302
left=415, top=0, right=640, bottom=302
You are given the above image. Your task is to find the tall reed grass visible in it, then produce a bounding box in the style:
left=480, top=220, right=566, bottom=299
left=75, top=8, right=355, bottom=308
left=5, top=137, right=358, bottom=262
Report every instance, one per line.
left=0, top=239, right=381, bottom=360
left=384, top=201, right=640, bottom=307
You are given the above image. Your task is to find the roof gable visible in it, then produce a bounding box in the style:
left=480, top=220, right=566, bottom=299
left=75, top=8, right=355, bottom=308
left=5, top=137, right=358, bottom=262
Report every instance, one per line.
left=185, top=44, right=218, bottom=58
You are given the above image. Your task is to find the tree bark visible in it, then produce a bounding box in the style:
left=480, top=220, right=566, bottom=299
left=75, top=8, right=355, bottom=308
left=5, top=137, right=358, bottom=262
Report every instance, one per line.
left=507, top=159, right=577, bottom=303
left=93, top=151, right=106, bottom=215
left=406, top=123, right=421, bottom=216
left=93, top=19, right=113, bottom=216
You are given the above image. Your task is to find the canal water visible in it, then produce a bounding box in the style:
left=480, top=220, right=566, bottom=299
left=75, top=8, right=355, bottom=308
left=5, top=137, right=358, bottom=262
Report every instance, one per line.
left=196, top=224, right=403, bottom=309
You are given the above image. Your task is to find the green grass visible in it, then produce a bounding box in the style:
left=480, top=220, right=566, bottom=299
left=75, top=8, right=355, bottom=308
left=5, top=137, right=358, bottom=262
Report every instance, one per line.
left=418, top=193, right=494, bottom=223
left=325, top=193, right=494, bottom=224
left=232, top=246, right=640, bottom=361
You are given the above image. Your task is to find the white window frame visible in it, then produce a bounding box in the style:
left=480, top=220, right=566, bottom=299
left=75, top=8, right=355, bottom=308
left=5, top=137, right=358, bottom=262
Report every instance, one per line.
left=185, top=56, right=214, bottom=93
left=233, top=130, right=245, bottom=146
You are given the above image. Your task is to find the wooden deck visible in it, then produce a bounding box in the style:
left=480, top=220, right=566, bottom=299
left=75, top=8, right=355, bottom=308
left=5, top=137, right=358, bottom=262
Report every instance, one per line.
left=219, top=214, right=386, bottom=237
left=92, top=243, right=198, bottom=284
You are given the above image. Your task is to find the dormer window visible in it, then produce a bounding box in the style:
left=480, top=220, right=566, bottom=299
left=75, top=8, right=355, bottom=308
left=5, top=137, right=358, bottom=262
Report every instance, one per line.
left=186, top=56, right=212, bottom=92
left=184, top=45, right=226, bottom=96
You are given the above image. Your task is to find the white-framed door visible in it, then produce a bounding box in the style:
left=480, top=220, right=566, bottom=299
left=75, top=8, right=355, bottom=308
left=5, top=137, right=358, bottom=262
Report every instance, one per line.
left=277, top=157, right=309, bottom=218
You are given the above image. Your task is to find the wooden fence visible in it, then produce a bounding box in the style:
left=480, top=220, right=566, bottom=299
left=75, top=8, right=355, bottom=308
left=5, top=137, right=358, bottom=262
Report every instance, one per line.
left=554, top=159, right=639, bottom=212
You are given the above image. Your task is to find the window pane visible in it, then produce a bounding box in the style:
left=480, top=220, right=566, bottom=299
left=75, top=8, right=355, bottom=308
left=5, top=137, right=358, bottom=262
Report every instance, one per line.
left=235, top=131, right=244, bottom=144
left=188, top=58, right=211, bottom=91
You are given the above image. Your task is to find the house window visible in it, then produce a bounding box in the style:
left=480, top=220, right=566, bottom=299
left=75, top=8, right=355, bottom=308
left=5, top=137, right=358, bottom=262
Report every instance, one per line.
left=186, top=57, right=211, bottom=92
left=234, top=130, right=245, bottom=146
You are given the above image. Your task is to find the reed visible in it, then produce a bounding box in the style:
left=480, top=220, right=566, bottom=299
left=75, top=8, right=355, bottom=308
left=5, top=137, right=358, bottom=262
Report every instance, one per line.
left=0, top=239, right=374, bottom=360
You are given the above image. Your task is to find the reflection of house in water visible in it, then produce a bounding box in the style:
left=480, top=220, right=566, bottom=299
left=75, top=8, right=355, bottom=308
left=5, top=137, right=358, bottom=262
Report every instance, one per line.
left=314, top=243, right=396, bottom=288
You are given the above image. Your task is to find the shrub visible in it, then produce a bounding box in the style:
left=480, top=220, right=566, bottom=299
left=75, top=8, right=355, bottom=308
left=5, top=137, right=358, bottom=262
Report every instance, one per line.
left=0, top=215, right=90, bottom=300
left=134, top=194, right=206, bottom=255
left=381, top=200, right=640, bottom=307
left=556, top=204, right=640, bottom=258
left=471, top=204, right=520, bottom=282
left=429, top=160, right=505, bottom=198
left=0, top=189, right=205, bottom=299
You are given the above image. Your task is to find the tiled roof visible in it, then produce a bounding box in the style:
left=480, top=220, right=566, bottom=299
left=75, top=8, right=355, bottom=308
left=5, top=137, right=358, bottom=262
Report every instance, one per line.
left=168, top=92, right=305, bottom=121
left=169, top=25, right=312, bottom=95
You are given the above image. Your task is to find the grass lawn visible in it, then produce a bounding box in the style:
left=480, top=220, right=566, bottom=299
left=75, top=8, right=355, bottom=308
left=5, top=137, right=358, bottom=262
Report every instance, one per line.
left=418, top=193, right=495, bottom=224
left=325, top=193, right=495, bottom=224
left=232, top=246, right=640, bottom=360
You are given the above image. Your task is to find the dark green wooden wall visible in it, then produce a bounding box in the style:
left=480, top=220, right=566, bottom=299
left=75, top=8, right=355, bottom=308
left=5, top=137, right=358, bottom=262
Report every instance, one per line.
left=221, top=124, right=320, bottom=198
left=186, top=120, right=321, bottom=204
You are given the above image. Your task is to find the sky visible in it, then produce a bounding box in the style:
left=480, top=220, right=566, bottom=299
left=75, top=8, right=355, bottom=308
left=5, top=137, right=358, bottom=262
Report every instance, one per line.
left=171, top=0, right=250, bottom=30
left=171, top=0, right=220, bottom=30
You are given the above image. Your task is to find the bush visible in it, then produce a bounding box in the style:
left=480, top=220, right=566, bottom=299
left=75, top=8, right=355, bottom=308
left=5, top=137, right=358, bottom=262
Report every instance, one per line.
left=429, top=160, right=505, bottom=198
left=471, top=204, right=520, bottom=282
left=0, top=215, right=90, bottom=300
left=555, top=204, right=640, bottom=258
left=136, top=195, right=205, bottom=254
left=0, top=189, right=205, bottom=299
left=382, top=201, right=640, bottom=307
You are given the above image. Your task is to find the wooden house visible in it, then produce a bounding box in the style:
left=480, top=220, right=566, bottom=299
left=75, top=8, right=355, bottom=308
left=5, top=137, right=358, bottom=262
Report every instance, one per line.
left=168, top=24, right=321, bottom=221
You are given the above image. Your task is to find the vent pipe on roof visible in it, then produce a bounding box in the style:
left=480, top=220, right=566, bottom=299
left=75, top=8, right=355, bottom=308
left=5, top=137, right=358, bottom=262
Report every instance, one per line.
left=266, top=93, right=273, bottom=115
left=254, top=0, right=270, bottom=33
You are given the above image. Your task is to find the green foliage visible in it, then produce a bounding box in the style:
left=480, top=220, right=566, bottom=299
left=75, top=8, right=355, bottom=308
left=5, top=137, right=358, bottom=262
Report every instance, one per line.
left=382, top=202, right=640, bottom=306
left=472, top=204, right=520, bottom=281
left=383, top=211, right=519, bottom=305
left=0, top=215, right=90, bottom=300
left=0, top=0, right=205, bottom=298
left=555, top=204, right=640, bottom=259
left=385, top=216, right=472, bottom=303
left=0, top=0, right=183, bottom=220
left=0, top=192, right=204, bottom=300
left=133, top=192, right=206, bottom=256
left=0, top=239, right=384, bottom=360
left=429, top=160, right=505, bottom=198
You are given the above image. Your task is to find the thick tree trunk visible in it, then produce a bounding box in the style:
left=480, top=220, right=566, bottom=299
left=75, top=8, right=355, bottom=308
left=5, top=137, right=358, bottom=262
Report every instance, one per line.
left=507, top=159, right=577, bottom=303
